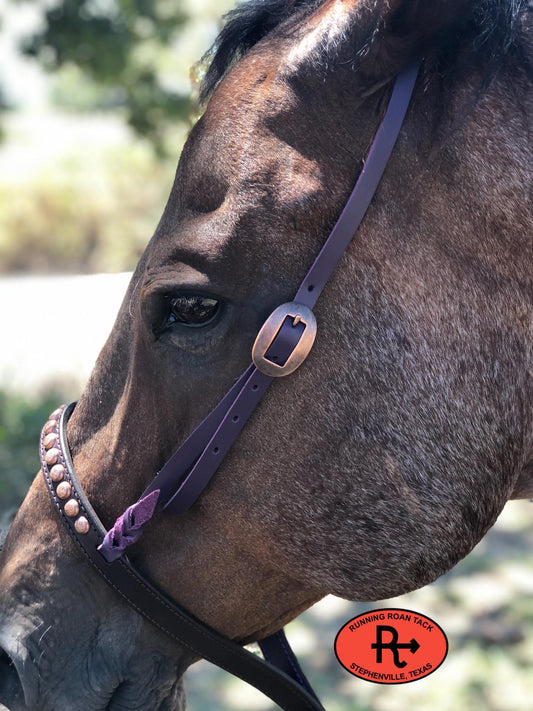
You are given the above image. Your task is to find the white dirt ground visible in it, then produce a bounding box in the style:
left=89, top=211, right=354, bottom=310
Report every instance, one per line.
left=0, top=272, right=132, bottom=396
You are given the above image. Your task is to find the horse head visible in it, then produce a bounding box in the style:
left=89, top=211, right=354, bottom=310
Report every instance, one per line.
left=1, top=0, right=531, bottom=708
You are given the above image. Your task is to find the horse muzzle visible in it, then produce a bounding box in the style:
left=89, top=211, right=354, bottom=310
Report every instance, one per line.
left=0, top=613, right=188, bottom=711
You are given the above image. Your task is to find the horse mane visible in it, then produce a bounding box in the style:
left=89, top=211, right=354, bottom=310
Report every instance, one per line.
left=199, top=0, right=532, bottom=102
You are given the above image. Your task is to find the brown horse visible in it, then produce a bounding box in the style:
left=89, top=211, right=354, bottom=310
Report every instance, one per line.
left=1, top=0, right=532, bottom=708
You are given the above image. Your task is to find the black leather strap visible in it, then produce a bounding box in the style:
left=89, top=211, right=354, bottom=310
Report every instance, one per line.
left=259, top=630, right=321, bottom=701
left=40, top=404, right=324, bottom=711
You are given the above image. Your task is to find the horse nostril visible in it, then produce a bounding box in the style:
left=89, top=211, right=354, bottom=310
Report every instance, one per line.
left=0, top=646, right=24, bottom=709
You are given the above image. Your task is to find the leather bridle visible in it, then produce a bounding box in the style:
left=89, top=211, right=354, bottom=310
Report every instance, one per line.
left=39, top=63, right=419, bottom=711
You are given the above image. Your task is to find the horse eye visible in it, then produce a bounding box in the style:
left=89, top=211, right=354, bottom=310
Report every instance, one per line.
left=166, top=294, right=220, bottom=328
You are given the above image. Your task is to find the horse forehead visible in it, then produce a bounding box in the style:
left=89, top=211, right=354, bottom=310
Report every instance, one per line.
left=190, top=72, right=307, bottom=185
left=152, top=77, right=324, bottom=264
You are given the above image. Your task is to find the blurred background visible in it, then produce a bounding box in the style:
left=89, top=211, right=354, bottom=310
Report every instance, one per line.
left=0, top=1, right=532, bottom=709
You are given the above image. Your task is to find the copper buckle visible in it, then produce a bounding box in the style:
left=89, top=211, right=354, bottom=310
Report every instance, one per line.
left=252, top=302, right=317, bottom=377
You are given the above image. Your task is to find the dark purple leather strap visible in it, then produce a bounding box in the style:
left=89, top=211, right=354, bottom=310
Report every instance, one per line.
left=99, top=62, right=419, bottom=557
left=162, top=367, right=273, bottom=513
left=294, top=62, right=419, bottom=308
left=100, top=317, right=302, bottom=557
left=149, top=314, right=306, bottom=514
left=144, top=364, right=258, bottom=506
left=40, top=405, right=324, bottom=711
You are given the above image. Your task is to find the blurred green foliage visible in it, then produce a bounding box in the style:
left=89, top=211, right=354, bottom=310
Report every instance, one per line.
left=21, top=0, right=193, bottom=153
left=0, top=389, right=65, bottom=513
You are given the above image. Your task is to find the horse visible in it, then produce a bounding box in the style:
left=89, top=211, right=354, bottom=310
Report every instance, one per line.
left=1, top=0, right=532, bottom=708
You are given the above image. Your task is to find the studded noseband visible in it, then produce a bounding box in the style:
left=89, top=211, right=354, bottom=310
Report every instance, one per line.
left=40, top=63, right=419, bottom=711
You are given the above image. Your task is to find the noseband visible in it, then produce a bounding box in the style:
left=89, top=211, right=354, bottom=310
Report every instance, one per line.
left=40, top=64, right=419, bottom=711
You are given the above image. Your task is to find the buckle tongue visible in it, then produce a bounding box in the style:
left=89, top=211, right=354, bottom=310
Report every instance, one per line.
left=252, top=302, right=317, bottom=377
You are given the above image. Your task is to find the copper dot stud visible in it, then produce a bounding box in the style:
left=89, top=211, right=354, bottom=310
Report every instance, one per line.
left=50, top=464, right=65, bottom=482
left=74, top=517, right=90, bottom=534
left=64, top=499, right=79, bottom=517
left=45, top=448, right=60, bottom=466
left=56, top=482, right=71, bottom=499
left=43, top=420, right=57, bottom=435
left=50, top=408, right=62, bottom=420
left=43, top=433, right=58, bottom=449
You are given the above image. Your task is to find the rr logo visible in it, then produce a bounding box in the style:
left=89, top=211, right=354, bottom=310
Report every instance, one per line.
left=371, top=625, right=420, bottom=668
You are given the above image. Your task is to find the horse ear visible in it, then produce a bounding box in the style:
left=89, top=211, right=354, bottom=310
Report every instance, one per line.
left=286, top=0, right=478, bottom=80
left=356, top=0, right=468, bottom=76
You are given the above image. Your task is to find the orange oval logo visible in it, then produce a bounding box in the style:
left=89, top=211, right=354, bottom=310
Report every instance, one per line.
left=334, top=608, right=448, bottom=684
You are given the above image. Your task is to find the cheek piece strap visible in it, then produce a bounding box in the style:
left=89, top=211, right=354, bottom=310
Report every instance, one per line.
left=40, top=63, right=419, bottom=711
